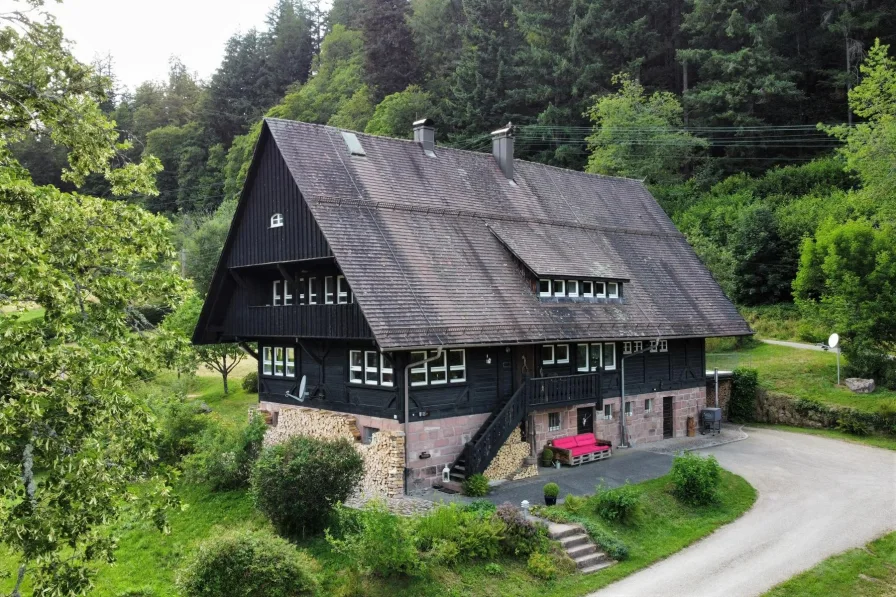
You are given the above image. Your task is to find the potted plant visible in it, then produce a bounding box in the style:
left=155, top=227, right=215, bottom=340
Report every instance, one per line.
left=541, top=447, right=554, bottom=467
left=543, top=482, right=560, bottom=506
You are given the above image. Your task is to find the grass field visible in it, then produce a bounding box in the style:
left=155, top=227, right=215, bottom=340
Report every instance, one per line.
left=763, top=532, right=896, bottom=597
left=748, top=423, right=896, bottom=451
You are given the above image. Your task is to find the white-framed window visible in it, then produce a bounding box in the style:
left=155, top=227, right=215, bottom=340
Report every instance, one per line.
left=262, top=346, right=273, bottom=375
left=603, top=403, right=613, bottom=420
left=608, top=282, right=619, bottom=298
left=556, top=344, right=570, bottom=364
left=298, top=277, right=306, bottom=304
left=539, top=279, right=551, bottom=297
left=349, top=350, right=363, bottom=383
left=623, top=341, right=632, bottom=354
left=362, top=426, right=379, bottom=444
left=283, top=280, right=293, bottom=306
left=429, top=350, right=447, bottom=384
left=603, top=343, right=616, bottom=371
left=381, top=353, right=394, bottom=386
left=272, top=280, right=281, bottom=306
left=448, top=349, right=466, bottom=382
left=582, top=281, right=594, bottom=297
left=650, top=340, right=658, bottom=353
left=589, top=343, right=602, bottom=371
left=542, top=344, right=555, bottom=365
left=645, top=398, right=654, bottom=413
left=337, top=275, right=351, bottom=304
left=552, top=279, right=565, bottom=297
left=624, top=401, right=633, bottom=416
left=567, top=280, right=579, bottom=297
left=324, top=276, right=335, bottom=304
left=274, top=347, right=285, bottom=376
left=270, top=213, right=284, bottom=228
left=659, top=339, right=668, bottom=352
left=308, top=277, right=317, bottom=304
left=634, top=340, right=643, bottom=352
left=365, top=351, right=379, bottom=385
left=285, top=347, right=296, bottom=377
left=577, top=344, right=589, bottom=372
left=548, top=412, right=561, bottom=431
left=410, top=351, right=428, bottom=386
left=594, top=281, right=606, bottom=298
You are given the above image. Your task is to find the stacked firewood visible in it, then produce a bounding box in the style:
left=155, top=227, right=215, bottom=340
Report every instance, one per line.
left=484, top=428, right=532, bottom=481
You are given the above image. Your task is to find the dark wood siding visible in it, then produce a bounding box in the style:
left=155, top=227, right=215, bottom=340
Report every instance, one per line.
left=227, top=140, right=331, bottom=267
left=225, top=298, right=373, bottom=339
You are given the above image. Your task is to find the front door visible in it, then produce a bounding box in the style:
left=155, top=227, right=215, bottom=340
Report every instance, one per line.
left=577, top=407, right=594, bottom=435
left=512, top=345, right=536, bottom=392
left=663, top=396, right=674, bottom=438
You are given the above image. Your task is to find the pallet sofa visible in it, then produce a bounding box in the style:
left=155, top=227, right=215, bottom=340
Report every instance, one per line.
left=549, top=434, right=613, bottom=466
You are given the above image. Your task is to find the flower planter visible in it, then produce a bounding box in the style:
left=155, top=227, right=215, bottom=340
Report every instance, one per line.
left=544, top=495, right=557, bottom=506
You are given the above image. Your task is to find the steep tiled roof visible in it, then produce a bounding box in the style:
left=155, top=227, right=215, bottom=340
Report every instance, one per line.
left=264, top=118, right=751, bottom=349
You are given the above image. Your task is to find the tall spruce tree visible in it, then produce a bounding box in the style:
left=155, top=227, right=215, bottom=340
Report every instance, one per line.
left=360, top=0, right=420, bottom=100
left=265, top=0, right=315, bottom=94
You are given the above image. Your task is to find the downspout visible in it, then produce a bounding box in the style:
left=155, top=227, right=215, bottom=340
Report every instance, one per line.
left=403, top=347, right=443, bottom=493
left=618, top=340, right=659, bottom=448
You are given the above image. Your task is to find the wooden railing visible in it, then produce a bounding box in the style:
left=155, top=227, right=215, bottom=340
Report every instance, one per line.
left=459, top=371, right=602, bottom=476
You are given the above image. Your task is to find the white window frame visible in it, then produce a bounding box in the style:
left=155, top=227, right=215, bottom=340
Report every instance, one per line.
left=364, top=350, right=379, bottom=385
left=272, top=280, right=281, bottom=306
left=380, top=353, right=394, bottom=387
left=623, top=341, right=632, bottom=354
left=362, top=426, right=379, bottom=444
left=594, top=281, right=606, bottom=298
left=582, top=281, right=594, bottom=298
left=410, top=351, right=428, bottom=386
left=603, top=403, right=613, bottom=420
left=262, top=346, right=273, bottom=375
left=298, top=277, right=306, bottom=304
left=603, top=343, right=616, bottom=371
left=274, top=347, right=285, bottom=376
left=324, top=276, right=335, bottom=304
left=349, top=350, right=363, bottom=383
left=577, top=344, right=589, bottom=372
left=270, top=213, right=284, bottom=228
left=650, top=340, right=658, bottom=353
left=552, top=279, right=565, bottom=297
left=589, top=342, right=602, bottom=371
left=555, top=344, right=570, bottom=364
left=542, top=344, right=555, bottom=365
left=448, top=349, right=466, bottom=383
left=634, top=340, right=643, bottom=353
left=285, top=347, right=296, bottom=377
left=308, top=277, right=318, bottom=304
left=608, top=282, right=619, bottom=299
left=283, top=280, right=293, bottom=306
left=567, top=280, right=579, bottom=297
left=337, top=275, right=350, bottom=304
left=624, top=401, right=633, bottom=416
left=539, top=279, right=552, bottom=297
left=429, top=350, right=448, bottom=385
left=548, top=412, right=561, bottom=432
left=645, top=398, right=654, bottom=413
left=659, top=339, right=668, bottom=352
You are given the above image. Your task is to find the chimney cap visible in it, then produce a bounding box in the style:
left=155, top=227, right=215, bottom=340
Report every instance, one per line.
left=413, top=118, right=434, bottom=127
left=491, top=122, right=514, bottom=137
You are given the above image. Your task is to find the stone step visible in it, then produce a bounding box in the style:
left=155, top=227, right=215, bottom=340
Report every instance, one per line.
left=579, top=560, right=615, bottom=575
left=559, top=533, right=590, bottom=549
left=449, top=473, right=466, bottom=482
left=574, top=551, right=610, bottom=569
left=567, top=542, right=597, bottom=559
left=547, top=523, right=582, bottom=540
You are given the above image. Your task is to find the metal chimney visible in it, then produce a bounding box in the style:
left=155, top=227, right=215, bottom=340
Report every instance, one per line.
left=413, top=118, right=436, bottom=156
left=491, top=123, right=514, bottom=180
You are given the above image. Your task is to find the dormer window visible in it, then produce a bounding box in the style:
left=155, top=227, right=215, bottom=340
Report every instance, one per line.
left=607, top=282, right=619, bottom=299
left=537, top=277, right=622, bottom=301
left=270, top=213, right=284, bottom=228
left=539, top=279, right=551, bottom=297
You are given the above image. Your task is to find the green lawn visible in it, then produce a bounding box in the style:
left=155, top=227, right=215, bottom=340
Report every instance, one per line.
left=707, top=342, right=896, bottom=413
left=763, top=532, right=896, bottom=597
left=748, top=423, right=896, bottom=452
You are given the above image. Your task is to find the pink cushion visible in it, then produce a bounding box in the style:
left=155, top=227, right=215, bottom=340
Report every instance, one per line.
left=552, top=437, right=577, bottom=449
left=571, top=446, right=596, bottom=456
left=593, top=445, right=610, bottom=452
left=575, top=434, right=596, bottom=447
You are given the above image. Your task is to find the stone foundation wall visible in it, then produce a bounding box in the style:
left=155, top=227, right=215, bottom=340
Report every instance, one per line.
left=257, top=404, right=405, bottom=498
left=406, top=413, right=491, bottom=490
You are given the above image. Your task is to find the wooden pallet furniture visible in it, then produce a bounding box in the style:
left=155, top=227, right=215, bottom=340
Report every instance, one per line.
left=550, top=434, right=613, bottom=466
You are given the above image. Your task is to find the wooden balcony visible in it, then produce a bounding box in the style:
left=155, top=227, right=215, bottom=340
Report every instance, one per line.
left=525, top=371, right=602, bottom=409
left=228, top=303, right=373, bottom=339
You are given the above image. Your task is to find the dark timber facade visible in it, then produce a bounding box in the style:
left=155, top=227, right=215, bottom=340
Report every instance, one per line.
left=194, top=118, right=751, bottom=490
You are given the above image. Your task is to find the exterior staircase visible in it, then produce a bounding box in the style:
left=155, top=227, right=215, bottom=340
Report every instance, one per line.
left=448, top=398, right=510, bottom=483
left=547, top=522, right=615, bottom=574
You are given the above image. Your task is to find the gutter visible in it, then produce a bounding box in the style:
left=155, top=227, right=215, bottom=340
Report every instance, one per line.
left=403, top=347, right=443, bottom=493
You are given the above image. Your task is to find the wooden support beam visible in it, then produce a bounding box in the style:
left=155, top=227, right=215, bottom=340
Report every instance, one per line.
left=276, top=263, right=294, bottom=283
left=239, top=342, right=258, bottom=360
left=228, top=268, right=247, bottom=289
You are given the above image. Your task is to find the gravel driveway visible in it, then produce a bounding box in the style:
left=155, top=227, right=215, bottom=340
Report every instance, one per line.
left=589, top=427, right=896, bottom=597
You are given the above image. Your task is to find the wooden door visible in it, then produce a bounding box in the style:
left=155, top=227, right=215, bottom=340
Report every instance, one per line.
left=512, top=345, right=536, bottom=392
left=577, top=407, right=594, bottom=434
left=663, top=396, right=674, bottom=438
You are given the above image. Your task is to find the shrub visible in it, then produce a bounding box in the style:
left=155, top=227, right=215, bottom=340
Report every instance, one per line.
left=670, top=452, right=722, bottom=506
left=327, top=502, right=424, bottom=577
left=251, top=435, right=364, bottom=536
left=184, top=412, right=267, bottom=490
left=593, top=481, right=641, bottom=524
left=495, top=502, right=548, bottom=556
left=485, top=562, right=504, bottom=576
left=562, top=493, right=587, bottom=514
left=242, top=371, right=259, bottom=393
left=729, top=367, right=758, bottom=422
left=527, top=552, right=558, bottom=580
left=156, top=399, right=211, bottom=465
left=463, top=473, right=490, bottom=497
left=837, top=411, right=872, bottom=436
left=541, top=447, right=554, bottom=465
left=463, top=499, right=497, bottom=516
left=543, top=482, right=560, bottom=498
left=416, top=503, right=504, bottom=562
left=177, top=529, right=317, bottom=597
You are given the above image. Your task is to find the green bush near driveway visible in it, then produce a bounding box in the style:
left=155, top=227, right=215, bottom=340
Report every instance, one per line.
left=670, top=452, right=723, bottom=506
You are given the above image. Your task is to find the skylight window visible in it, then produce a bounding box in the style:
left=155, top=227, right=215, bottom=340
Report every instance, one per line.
left=341, top=131, right=366, bottom=156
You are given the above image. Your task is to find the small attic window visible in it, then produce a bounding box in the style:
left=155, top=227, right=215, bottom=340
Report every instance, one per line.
left=341, top=131, right=366, bottom=156
left=270, top=213, right=284, bottom=228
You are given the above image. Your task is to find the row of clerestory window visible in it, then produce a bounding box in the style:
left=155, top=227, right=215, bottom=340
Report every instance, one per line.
left=538, top=278, right=620, bottom=300
left=271, top=275, right=353, bottom=306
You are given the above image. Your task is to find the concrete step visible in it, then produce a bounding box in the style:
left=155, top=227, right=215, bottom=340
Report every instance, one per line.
left=547, top=523, right=582, bottom=540
left=574, top=551, right=610, bottom=569
left=579, top=560, right=615, bottom=575
left=567, top=543, right=597, bottom=559
left=559, top=533, right=590, bottom=549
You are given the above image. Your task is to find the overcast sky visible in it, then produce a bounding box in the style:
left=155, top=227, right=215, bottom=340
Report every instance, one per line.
left=45, top=0, right=276, bottom=91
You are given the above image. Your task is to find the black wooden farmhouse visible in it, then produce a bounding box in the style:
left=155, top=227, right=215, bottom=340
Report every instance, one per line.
left=193, top=118, right=751, bottom=489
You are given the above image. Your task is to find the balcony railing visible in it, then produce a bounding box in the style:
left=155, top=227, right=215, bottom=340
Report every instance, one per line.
left=229, top=303, right=373, bottom=339
left=525, top=371, right=602, bottom=409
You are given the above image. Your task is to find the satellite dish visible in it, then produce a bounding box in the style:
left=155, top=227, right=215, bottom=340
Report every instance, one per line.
left=285, top=375, right=308, bottom=403
left=828, top=333, right=840, bottom=348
